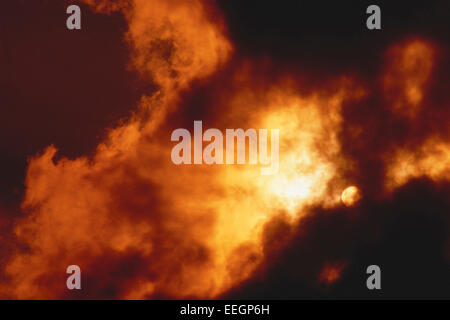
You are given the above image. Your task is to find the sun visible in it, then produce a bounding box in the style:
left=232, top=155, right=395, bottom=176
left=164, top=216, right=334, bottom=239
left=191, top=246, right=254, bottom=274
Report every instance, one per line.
left=341, top=186, right=362, bottom=207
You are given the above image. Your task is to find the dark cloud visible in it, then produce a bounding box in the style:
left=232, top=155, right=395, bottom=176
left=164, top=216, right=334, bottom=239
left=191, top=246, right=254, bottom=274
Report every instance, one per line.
left=226, top=178, right=450, bottom=299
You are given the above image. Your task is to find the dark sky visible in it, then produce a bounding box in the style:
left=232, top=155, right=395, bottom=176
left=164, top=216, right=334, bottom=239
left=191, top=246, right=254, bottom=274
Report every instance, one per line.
left=0, top=1, right=149, bottom=209
left=218, top=0, right=450, bottom=73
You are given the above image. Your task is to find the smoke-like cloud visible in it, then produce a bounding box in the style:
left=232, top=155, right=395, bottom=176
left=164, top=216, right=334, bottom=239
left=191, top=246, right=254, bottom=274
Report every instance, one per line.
left=0, top=0, right=450, bottom=299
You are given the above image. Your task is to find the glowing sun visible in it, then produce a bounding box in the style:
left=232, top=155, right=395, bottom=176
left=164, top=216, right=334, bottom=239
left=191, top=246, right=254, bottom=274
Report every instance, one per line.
left=341, top=186, right=362, bottom=207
